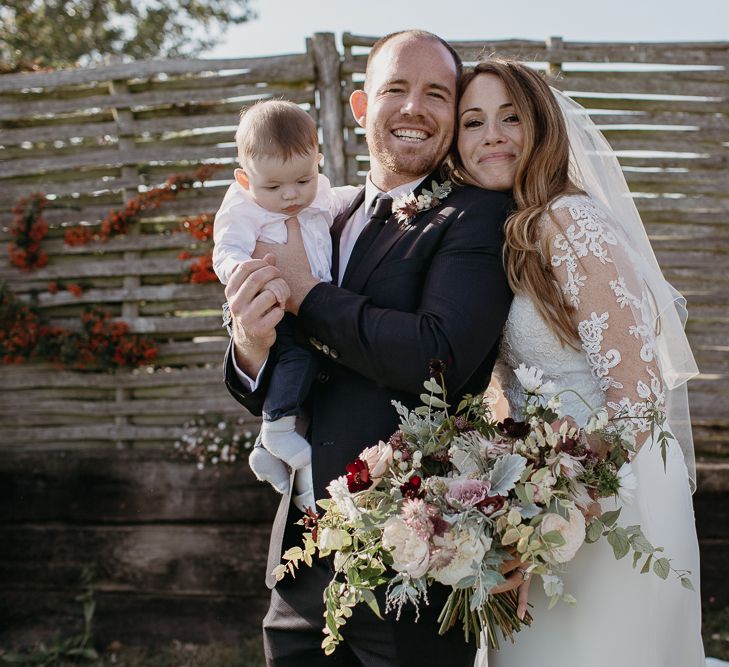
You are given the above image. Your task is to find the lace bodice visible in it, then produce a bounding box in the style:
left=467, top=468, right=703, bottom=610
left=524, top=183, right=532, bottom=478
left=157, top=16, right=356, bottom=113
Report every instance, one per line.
left=495, top=194, right=665, bottom=440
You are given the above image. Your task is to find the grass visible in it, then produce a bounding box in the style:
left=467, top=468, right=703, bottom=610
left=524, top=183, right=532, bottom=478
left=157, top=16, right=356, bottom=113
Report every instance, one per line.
left=3, top=606, right=726, bottom=666
left=704, top=604, right=729, bottom=661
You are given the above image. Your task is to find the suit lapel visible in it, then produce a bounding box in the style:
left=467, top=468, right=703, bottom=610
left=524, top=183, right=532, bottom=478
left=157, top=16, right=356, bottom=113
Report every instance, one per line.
left=331, top=187, right=365, bottom=286
left=343, top=171, right=443, bottom=293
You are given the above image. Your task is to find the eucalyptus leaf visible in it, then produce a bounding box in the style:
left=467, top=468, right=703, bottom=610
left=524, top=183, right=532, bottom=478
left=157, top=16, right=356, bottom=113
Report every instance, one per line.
left=640, top=554, right=653, bottom=574
left=630, top=533, right=654, bottom=554
left=653, top=557, right=670, bottom=580
left=607, top=527, right=630, bottom=560
left=681, top=576, right=695, bottom=591
left=586, top=519, right=603, bottom=543
left=600, top=509, right=621, bottom=527
left=360, top=589, right=383, bottom=619
left=541, top=530, right=566, bottom=547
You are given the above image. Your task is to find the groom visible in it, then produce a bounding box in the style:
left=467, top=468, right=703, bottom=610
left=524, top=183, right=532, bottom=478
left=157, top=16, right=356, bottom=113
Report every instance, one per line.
left=223, top=30, right=512, bottom=667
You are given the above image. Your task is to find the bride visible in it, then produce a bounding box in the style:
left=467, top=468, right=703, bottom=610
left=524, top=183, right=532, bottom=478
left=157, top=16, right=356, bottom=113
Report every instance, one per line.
left=449, top=59, right=705, bottom=666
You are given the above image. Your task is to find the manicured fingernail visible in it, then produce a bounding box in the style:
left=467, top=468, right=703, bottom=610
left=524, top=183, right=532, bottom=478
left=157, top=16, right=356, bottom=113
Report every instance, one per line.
left=518, top=608, right=525, bottom=620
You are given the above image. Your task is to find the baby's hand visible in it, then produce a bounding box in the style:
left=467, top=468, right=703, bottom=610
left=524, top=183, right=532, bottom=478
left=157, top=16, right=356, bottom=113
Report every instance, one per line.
left=265, top=277, right=290, bottom=308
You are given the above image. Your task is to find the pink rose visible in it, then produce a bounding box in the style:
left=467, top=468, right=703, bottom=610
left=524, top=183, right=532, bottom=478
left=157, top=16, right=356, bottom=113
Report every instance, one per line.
left=359, top=440, right=394, bottom=484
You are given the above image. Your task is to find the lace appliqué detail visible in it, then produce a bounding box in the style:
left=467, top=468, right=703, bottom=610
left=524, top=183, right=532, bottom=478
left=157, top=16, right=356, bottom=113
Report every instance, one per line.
left=610, top=276, right=658, bottom=363
left=607, top=368, right=665, bottom=435
left=551, top=199, right=618, bottom=308
left=577, top=311, right=622, bottom=391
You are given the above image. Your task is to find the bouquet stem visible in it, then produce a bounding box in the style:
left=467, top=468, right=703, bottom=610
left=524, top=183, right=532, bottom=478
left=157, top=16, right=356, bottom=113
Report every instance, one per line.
left=438, top=589, right=532, bottom=650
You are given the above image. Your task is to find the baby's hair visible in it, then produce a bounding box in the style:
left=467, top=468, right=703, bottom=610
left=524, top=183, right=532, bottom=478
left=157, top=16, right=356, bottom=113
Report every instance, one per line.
left=235, top=100, right=318, bottom=165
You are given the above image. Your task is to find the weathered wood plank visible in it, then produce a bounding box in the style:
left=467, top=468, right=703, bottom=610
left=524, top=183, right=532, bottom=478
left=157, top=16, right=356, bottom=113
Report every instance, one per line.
left=0, top=53, right=315, bottom=92
left=0, top=83, right=314, bottom=121
left=0, top=450, right=270, bottom=523
left=0, top=590, right=270, bottom=646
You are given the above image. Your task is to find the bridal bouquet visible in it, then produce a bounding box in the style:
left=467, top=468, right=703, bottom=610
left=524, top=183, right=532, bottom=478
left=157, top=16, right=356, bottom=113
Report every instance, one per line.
left=273, top=363, right=693, bottom=654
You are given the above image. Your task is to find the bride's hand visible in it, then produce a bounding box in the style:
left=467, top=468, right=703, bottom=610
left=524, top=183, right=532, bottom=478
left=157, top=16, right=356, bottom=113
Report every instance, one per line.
left=490, top=555, right=532, bottom=620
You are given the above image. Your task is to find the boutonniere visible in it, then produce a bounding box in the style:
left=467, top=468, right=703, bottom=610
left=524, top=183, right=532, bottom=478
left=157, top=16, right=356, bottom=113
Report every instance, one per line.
left=392, top=179, right=452, bottom=225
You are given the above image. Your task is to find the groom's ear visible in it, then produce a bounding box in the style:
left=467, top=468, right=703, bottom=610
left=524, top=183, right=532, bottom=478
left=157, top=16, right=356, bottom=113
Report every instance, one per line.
left=350, top=89, right=368, bottom=127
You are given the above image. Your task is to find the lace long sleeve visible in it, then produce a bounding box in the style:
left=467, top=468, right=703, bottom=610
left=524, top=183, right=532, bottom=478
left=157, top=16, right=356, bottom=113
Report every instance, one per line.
left=545, top=195, right=665, bottom=450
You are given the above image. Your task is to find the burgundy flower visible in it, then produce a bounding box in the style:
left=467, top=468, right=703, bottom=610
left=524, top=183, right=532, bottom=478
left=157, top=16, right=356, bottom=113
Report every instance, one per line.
left=345, top=459, right=371, bottom=492
left=498, top=417, right=530, bottom=439
left=453, top=415, right=472, bottom=432
left=427, top=358, right=448, bottom=378
left=388, top=430, right=406, bottom=449
left=477, top=494, right=506, bottom=516
left=302, top=506, right=319, bottom=541
left=400, top=475, right=425, bottom=500
left=555, top=435, right=580, bottom=455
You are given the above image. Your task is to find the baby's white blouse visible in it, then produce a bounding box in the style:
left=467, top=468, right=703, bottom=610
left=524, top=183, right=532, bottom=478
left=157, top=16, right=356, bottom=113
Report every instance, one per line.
left=212, top=173, right=357, bottom=285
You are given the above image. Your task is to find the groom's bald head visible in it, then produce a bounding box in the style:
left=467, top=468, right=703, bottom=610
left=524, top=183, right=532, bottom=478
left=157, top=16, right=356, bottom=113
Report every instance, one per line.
left=364, top=30, right=463, bottom=92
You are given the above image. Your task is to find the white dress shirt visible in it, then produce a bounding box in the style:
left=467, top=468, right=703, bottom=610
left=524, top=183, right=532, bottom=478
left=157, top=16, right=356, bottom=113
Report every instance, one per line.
left=213, top=173, right=357, bottom=285
left=234, top=173, right=426, bottom=388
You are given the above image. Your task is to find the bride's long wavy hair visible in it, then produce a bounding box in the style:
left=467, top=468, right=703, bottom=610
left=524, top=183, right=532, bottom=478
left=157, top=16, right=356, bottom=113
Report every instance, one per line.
left=449, top=59, right=582, bottom=347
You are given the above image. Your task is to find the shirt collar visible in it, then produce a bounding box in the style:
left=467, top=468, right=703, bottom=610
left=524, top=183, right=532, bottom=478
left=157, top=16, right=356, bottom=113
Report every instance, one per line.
left=364, top=174, right=426, bottom=213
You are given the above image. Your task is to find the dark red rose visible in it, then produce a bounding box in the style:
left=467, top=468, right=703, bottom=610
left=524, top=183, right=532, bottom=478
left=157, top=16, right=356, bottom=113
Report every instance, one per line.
left=498, top=418, right=531, bottom=439
left=345, top=458, right=371, bottom=492
left=400, top=475, right=425, bottom=500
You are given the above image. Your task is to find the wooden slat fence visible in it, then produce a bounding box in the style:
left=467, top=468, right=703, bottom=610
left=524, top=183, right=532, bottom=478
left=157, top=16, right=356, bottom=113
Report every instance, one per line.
left=1, top=34, right=728, bottom=647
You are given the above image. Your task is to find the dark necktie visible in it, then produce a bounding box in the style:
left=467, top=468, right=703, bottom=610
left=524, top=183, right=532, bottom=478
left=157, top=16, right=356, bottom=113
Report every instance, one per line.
left=345, top=194, right=393, bottom=277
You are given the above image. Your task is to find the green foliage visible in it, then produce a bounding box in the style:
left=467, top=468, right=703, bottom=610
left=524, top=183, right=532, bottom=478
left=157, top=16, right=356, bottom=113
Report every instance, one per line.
left=0, top=0, right=255, bottom=70
left=2, top=569, right=97, bottom=666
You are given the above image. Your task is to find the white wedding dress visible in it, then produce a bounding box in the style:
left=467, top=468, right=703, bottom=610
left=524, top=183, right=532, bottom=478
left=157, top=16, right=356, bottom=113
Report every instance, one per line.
left=479, top=195, right=705, bottom=667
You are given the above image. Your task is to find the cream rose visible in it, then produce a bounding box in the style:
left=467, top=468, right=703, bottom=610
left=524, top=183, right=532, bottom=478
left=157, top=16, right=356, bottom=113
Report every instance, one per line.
left=540, top=508, right=586, bottom=563
left=359, top=441, right=394, bottom=483
left=430, top=527, right=491, bottom=587
left=382, top=516, right=430, bottom=578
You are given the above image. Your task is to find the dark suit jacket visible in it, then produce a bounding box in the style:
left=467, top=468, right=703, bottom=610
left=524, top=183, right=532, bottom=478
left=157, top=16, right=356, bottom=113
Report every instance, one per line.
left=224, top=172, right=513, bottom=587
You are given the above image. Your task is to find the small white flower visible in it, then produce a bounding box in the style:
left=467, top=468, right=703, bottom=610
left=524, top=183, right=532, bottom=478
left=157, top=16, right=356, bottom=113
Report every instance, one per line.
left=196, top=462, right=204, bottom=470
left=616, top=463, right=638, bottom=505
left=398, top=461, right=409, bottom=472
left=513, top=364, right=556, bottom=394
left=327, top=476, right=362, bottom=522
left=217, top=421, right=226, bottom=430
left=547, top=396, right=562, bottom=411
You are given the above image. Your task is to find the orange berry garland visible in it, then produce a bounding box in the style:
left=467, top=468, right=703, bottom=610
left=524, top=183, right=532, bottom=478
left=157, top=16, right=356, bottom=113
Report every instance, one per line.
left=8, top=193, right=49, bottom=271
left=0, top=286, right=157, bottom=370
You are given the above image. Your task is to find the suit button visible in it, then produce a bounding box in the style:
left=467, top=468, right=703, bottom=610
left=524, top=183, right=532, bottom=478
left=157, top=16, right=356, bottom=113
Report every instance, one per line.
left=309, top=337, right=323, bottom=351
left=330, top=349, right=339, bottom=359
left=322, top=344, right=330, bottom=355
left=320, top=441, right=334, bottom=447
left=316, top=371, right=330, bottom=383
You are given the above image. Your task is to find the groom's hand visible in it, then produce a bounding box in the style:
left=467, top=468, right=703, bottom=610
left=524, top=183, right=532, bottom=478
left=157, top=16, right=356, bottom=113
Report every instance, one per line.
left=254, top=217, right=320, bottom=315
left=225, top=256, right=288, bottom=377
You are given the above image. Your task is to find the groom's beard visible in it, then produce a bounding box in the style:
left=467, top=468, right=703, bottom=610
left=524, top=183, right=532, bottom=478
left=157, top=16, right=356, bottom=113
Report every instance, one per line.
left=366, top=126, right=449, bottom=180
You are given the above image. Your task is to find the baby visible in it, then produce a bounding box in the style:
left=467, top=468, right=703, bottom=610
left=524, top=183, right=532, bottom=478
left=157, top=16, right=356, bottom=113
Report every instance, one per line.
left=214, top=100, right=356, bottom=512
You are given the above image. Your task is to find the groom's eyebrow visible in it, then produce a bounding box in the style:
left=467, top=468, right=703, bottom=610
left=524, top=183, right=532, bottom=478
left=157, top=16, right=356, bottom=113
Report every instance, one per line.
left=460, top=102, right=514, bottom=116
left=380, top=78, right=453, bottom=96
